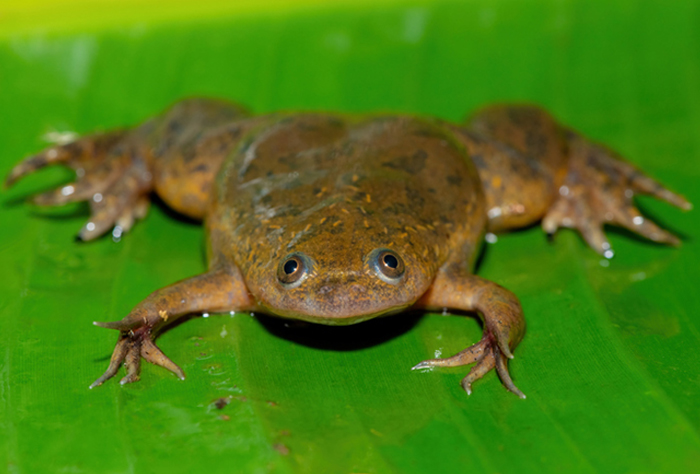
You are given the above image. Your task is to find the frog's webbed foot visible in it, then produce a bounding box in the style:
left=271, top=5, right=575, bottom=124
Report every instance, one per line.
left=5, top=131, right=153, bottom=240
left=542, top=133, right=692, bottom=256
left=413, top=331, right=525, bottom=398
left=413, top=272, right=526, bottom=398
left=89, top=322, right=185, bottom=388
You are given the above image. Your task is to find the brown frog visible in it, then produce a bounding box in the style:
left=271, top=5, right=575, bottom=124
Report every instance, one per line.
left=6, top=98, right=691, bottom=398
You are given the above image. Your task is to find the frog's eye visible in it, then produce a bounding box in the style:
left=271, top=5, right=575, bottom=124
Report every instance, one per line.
left=277, top=253, right=310, bottom=287
left=369, top=248, right=405, bottom=284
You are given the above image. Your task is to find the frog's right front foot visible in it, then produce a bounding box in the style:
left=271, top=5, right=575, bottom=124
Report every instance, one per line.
left=88, top=270, right=252, bottom=388
left=6, top=131, right=153, bottom=240
left=89, top=320, right=185, bottom=388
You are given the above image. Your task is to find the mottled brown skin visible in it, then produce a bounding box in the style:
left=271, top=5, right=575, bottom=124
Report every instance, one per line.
left=6, top=98, right=691, bottom=397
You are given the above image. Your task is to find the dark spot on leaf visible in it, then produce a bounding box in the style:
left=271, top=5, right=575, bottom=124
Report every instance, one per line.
left=213, top=397, right=232, bottom=409
left=273, top=443, right=290, bottom=456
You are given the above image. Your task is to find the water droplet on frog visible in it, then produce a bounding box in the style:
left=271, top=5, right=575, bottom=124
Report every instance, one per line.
left=112, top=225, right=123, bottom=242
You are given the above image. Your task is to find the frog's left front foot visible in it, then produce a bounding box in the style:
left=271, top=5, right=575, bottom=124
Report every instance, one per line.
left=413, top=331, right=525, bottom=398
left=543, top=132, right=692, bottom=256
left=413, top=273, right=526, bottom=398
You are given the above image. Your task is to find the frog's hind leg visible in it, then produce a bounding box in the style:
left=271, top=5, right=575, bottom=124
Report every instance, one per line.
left=6, top=130, right=154, bottom=240
left=451, top=105, right=691, bottom=254
left=6, top=98, right=254, bottom=240
left=542, top=132, right=692, bottom=257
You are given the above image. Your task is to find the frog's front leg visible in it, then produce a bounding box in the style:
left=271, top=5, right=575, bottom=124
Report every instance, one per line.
left=90, top=266, right=254, bottom=388
left=412, top=270, right=526, bottom=398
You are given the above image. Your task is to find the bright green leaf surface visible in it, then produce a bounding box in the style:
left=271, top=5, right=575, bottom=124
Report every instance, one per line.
left=2, top=1, right=700, bottom=473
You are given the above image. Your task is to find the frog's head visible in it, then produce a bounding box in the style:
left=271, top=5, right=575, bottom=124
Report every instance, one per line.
left=244, top=218, right=439, bottom=325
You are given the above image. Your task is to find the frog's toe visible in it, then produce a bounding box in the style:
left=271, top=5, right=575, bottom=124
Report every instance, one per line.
left=30, top=168, right=118, bottom=206
left=492, top=345, right=525, bottom=398
left=412, top=338, right=488, bottom=369
left=619, top=159, right=692, bottom=211
left=542, top=190, right=613, bottom=256
left=77, top=165, right=152, bottom=241
left=79, top=191, right=150, bottom=241
left=90, top=324, right=184, bottom=388
left=610, top=206, right=681, bottom=246
left=116, top=196, right=150, bottom=233
left=460, top=344, right=496, bottom=395
left=457, top=344, right=525, bottom=398
left=140, top=337, right=186, bottom=380
left=6, top=149, right=65, bottom=188
left=6, top=143, right=83, bottom=188
left=89, top=334, right=131, bottom=389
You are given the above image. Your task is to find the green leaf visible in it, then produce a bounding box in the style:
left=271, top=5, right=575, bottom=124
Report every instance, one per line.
left=1, top=1, right=699, bottom=473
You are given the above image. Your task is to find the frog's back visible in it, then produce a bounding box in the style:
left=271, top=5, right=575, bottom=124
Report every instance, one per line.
left=208, top=113, right=487, bottom=322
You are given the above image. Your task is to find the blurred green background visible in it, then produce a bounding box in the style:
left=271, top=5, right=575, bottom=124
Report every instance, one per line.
left=1, top=0, right=699, bottom=473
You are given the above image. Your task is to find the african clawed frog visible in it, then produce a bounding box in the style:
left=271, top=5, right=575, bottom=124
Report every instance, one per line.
left=6, top=98, right=691, bottom=397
